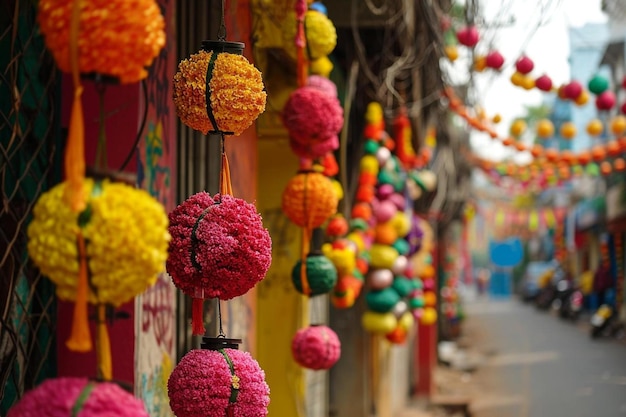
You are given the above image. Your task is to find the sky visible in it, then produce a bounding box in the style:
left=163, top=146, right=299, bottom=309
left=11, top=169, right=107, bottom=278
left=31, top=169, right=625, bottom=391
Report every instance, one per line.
left=451, top=0, right=609, bottom=162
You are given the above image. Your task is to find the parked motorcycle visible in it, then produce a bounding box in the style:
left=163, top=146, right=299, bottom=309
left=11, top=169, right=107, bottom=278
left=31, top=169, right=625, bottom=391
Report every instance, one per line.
left=558, top=287, right=584, bottom=321
left=590, top=304, right=624, bottom=339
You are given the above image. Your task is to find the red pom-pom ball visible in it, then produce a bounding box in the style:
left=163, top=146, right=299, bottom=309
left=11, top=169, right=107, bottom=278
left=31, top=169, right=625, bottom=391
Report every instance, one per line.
left=292, top=325, right=341, bottom=370
left=8, top=377, right=148, bottom=417
left=168, top=349, right=270, bottom=417
left=167, top=193, right=272, bottom=300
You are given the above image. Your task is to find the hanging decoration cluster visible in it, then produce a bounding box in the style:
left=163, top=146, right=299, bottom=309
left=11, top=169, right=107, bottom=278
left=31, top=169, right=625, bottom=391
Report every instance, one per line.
left=167, top=5, right=272, bottom=417
left=19, top=4, right=170, bottom=404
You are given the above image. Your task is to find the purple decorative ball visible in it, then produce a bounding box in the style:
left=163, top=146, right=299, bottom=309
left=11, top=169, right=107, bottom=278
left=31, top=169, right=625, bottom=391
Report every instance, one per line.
left=7, top=377, right=148, bottom=417
left=167, top=192, right=272, bottom=300
left=292, top=325, right=341, bottom=370
left=168, top=349, right=270, bottom=417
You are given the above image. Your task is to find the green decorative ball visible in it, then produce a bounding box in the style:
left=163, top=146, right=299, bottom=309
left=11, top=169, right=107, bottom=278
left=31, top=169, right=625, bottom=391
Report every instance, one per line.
left=392, top=276, right=413, bottom=297
left=409, top=296, right=425, bottom=309
left=291, top=254, right=338, bottom=296
left=366, top=287, right=401, bottom=312
left=392, top=238, right=410, bottom=256
left=364, top=139, right=380, bottom=155
left=588, top=75, right=609, bottom=95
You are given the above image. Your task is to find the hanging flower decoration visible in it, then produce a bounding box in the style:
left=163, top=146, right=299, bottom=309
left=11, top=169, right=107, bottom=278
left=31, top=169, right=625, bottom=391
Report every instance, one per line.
left=168, top=349, right=270, bottom=417
left=7, top=377, right=149, bottom=417
left=167, top=192, right=271, bottom=333
left=283, top=10, right=337, bottom=60
left=37, top=0, right=165, bottom=83
left=27, top=179, right=169, bottom=355
left=28, top=179, right=169, bottom=305
left=292, top=325, right=341, bottom=370
left=282, top=171, right=338, bottom=229
left=173, top=49, right=267, bottom=135
left=167, top=193, right=271, bottom=298
left=282, top=86, right=343, bottom=160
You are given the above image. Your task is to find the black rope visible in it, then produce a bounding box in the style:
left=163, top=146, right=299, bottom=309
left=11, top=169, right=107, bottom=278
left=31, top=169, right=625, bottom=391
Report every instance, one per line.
left=118, top=79, right=148, bottom=171
left=217, top=0, right=227, bottom=41
left=217, top=299, right=225, bottom=337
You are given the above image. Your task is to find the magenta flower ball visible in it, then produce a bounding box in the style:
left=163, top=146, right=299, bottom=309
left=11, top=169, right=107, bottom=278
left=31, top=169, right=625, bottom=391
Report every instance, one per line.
left=282, top=86, right=343, bottom=145
left=292, top=325, right=341, bottom=370
left=7, top=377, right=148, bottom=417
left=167, top=193, right=272, bottom=300
left=168, top=349, right=270, bottom=417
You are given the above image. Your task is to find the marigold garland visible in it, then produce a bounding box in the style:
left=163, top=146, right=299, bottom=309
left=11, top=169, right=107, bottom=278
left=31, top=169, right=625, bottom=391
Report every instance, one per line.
left=281, top=171, right=338, bottom=229
left=27, top=178, right=170, bottom=305
left=173, top=50, right=267, bottom=135
left=166, top=192, right=272, bottom=301
left=37, top=0, right=165, bottom=84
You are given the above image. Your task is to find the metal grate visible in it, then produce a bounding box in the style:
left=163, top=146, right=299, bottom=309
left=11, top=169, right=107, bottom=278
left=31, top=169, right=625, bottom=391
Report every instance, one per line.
left=0, top=0, right=62, bottom=413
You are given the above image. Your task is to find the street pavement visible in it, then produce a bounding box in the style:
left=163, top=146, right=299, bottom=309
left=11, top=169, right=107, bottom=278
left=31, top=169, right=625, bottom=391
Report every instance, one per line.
left=460, top=297, right=626, bottom=417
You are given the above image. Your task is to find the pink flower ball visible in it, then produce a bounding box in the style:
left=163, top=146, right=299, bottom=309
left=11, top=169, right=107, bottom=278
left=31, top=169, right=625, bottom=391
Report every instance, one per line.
left=292, top=325, right=341, bottom=370
left=377, top=184, right=394, bottom=200
left=7, top=377, right=148, bottom=417
left=282, top=86, right=343, bottom=144
left=307, top=75, right=338, bottom=97
left=388, top=193, right=406, bottom=210
left=167, top=193, right=272, bottom=300
left=168, top=349, right=270, bottom=417
left=374, top=200, right=397, bottom=223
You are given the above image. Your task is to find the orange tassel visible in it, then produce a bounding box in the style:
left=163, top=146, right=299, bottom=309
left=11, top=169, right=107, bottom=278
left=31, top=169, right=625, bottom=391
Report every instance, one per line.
left=192, top=298, right=205, bottom=335
left=67, top=231, right=92, bottom=352
left=96, top=304, right=112, bottom=380
left=220, top=151, right=233, bottom=196
left=300, top=228, right=311, bottom=296
left=64, top=0, right=86, bottom=212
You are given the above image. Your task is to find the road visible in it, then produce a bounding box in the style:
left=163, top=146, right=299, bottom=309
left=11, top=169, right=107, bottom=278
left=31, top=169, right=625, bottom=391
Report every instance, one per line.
left=459, top=298, right=626, bottom=417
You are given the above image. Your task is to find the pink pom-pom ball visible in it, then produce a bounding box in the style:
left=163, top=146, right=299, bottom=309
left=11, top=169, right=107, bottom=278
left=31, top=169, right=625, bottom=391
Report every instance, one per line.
left=292, top=325, right=341, bottom=370
left=168, top=349, right=270, bottom=417
left=7, top=377, right=148, bottom=417
left=307, top=75, right=338, bottom=97
left=377, top=184, right=394, bottom=200
left=282, top=86, right=343, bottom=144
left=167, top=193, right=272, bottom=300
left=388, top=193, right=406, bottom=210
left=374, top=200, right=397, bottom=223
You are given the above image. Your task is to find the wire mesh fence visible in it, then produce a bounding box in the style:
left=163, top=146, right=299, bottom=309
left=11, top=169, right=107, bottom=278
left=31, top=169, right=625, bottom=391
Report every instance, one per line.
left=0, top=0, right=61, bottom=413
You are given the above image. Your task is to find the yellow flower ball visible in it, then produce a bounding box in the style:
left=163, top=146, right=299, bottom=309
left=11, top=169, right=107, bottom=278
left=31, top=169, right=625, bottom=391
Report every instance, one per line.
left=362, top=311, right=397, bottom=334
left=173, top=50, right=267, bottom=135
left=391, top=212, right=411, bottom=237
left=420, top=307, right=438, bottom=325
left=310, top=56, right=334, bottom=77
left=346, top=232, right=365, bottom=253
left=331, top=179, right=344, bottom=201
left=283, top=10, right=337, bottom=60
left=360, top=155, right=379, bottom=175
left=398, top=311, right=415, bottom=331
left=27, top=179, right=170, bottom=306
left=369, top=244, right=399, bottom=269
left=324, top=247, right=356, bottom=277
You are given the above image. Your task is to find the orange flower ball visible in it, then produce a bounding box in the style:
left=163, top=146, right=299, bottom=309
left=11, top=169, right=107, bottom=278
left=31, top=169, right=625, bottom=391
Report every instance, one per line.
left=575, top=90, right=589, bottom=106
left=586, top=119, right=604, bottom=137
left=607, top=140, right=621, bottom=157
left=37, top=0, right=165, bottom=83
left=352, top=202, right=372, bottom=221
left=374, top=223, right=397, bottom=246
left=611, top=115, right=626, bottom=136
left=577, top=151, right=591, bottom=166
left=173, top=50, right=267, bottom=135
left=614, top=158, right=626, bottom=172
left=536, top=119, right=555, bottom=139
left=282, top=171, right=338, bottom=229
left=600, top=161, right=612, bottom=176
left=530, top=144, right=544, bottom=158
left=510, top=119, right=527, bottom=137
left=559, top=122, right=577, bottom=139
left=545, top=149, right=559, bottom=162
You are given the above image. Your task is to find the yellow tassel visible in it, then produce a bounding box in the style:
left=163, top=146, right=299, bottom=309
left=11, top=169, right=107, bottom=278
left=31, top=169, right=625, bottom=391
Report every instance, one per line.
left=96, top=305, right=112, bottom=380
left=66, top=231, right=92, bottom=352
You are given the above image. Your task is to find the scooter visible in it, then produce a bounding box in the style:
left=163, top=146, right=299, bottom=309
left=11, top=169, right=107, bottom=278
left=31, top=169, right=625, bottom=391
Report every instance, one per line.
left=559, top=287, right=583, bottom=321
left=590, top=304, right=624, bottom=339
